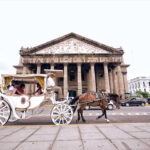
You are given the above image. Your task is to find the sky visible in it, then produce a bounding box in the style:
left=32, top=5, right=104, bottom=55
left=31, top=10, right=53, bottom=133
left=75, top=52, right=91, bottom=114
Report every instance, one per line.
left=0, top=0, right=150, bottom=80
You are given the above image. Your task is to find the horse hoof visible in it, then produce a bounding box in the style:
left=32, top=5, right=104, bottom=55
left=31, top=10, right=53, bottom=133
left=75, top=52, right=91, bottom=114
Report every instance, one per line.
left=105, top=119, right=110, bottom=123
left=96, top=117, right=99, bottom=120
left=83, top=120, right=86, bottom=123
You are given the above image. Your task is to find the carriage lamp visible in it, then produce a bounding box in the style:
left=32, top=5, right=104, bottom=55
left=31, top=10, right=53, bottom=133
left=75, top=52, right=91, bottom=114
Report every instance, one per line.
left=21, top=97, right=26, bottom=104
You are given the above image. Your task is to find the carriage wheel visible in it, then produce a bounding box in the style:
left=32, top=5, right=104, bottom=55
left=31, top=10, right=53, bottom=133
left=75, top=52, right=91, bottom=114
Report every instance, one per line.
left=51, top=104, right=73, bottom=125
left=0, top=99, right=11, bottom=126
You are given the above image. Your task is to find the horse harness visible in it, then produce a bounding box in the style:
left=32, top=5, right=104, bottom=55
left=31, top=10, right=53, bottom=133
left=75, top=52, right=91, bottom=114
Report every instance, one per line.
left=78, top=91, right=108, bottom=105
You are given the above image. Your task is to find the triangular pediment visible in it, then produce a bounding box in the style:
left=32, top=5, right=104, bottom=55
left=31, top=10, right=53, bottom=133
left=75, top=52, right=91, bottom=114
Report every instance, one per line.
left=33, top=38, right=111, bottom=54
left=20, top=33, right=123, bottom=55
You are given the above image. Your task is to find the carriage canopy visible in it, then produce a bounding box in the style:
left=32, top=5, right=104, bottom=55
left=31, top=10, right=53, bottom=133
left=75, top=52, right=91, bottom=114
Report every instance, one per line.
left=1, top=74, right=47, bottom=92
left=1, top=70, right=64, bottom=93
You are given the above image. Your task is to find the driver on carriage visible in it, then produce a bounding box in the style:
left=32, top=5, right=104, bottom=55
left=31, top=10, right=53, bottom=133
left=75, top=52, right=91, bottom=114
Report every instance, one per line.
left=46, top=73, right=63, bottom=99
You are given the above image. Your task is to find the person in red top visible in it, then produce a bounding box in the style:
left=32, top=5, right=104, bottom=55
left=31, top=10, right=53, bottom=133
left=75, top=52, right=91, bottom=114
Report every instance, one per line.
left=34, top=83, right=43, bottom=95
left=17, top=83, right=25, bottom=95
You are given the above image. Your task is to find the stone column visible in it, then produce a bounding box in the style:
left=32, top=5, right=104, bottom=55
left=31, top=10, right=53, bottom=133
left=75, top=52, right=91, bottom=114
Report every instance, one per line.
left=87, top=69, right=91, bottom=91
left=90, top=63, right=96, bottom=92
left=123, top=72, right=128, bottom=93
left=112, top=67, right=118, bottom=94
left=23, top=65, right=30, bottom=94
left=104, top=63, right=110, bottom=93
left=77, top=63, right=82, bottom=95
left=51, top=64, right=54, bottom=70
left=63, top=63, right=68, bottom=97
left=51, top=64, right=58, bottom=85
left=117, top=65, right=124, bottom=96
left=23, top=65, right=28, bottom=74
left=37, top=64, right=41, bottom=74
left=109, top=70, right=113, bottom=93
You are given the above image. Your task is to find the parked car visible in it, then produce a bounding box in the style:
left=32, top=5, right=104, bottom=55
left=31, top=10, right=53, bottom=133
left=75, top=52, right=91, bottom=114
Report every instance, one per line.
left=107, top=100, right=116, bottom=110
left=121, top=98, right=146, bottom=107
left=147, top=98, right=150, bottom=104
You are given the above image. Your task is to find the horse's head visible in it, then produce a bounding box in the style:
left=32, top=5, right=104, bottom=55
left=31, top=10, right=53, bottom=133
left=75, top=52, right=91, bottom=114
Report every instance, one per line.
left=107, top=93, right=121, bottom=109
left=97, top=90, right=109, bottom=101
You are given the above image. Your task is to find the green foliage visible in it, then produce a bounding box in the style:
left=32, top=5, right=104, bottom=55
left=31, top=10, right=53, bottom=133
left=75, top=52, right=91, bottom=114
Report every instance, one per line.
left=136, top=90, right=149, bottom=98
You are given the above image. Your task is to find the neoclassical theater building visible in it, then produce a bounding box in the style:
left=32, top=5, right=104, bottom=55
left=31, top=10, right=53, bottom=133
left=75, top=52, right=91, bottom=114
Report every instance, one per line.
left=14, top=33, right=129, bottom=98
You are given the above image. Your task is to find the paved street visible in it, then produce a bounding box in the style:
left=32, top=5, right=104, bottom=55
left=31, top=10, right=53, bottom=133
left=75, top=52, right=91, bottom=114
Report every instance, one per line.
left=0, top=106, right=150, bottom=150
left=6, top=106, right=150, bottom=125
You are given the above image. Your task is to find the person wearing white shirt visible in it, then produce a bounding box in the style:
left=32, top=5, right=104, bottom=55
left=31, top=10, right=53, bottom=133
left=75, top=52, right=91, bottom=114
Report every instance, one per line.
left=8, top=81, right=21, bottom=95
left=9, top=86, right=17, bottom=94
left=46, top=73, right=63, bottom=99
left=46, top=74, right=55, bottom=88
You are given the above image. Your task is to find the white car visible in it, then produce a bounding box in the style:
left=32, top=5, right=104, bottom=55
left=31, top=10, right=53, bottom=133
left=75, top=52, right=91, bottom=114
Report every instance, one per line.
left=107, top=100, right=116, bottom=110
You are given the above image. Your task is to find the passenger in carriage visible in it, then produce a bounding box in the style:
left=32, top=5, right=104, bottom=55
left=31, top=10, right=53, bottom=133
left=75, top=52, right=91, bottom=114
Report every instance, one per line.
left=33, top=83, right=43, bottom=95
left=17, top=83, right=25, bottom=95
left=6, top=84, right=10, bottom=93
left=9, top=81, right=21, bottom=95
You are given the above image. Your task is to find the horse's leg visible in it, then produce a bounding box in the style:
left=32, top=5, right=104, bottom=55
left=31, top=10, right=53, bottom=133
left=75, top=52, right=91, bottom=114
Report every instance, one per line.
left=103, top=109, right=109, bottom=123
left=76, top=108, right=81, bottom=123
left=80, top=108, right=86, bottom=123
left=96, top=101, right=104, bottom=120
left=96, top=109, right=104, bottom=120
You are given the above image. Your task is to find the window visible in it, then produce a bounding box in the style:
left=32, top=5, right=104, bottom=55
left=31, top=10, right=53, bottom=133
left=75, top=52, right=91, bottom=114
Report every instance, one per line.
left=149, top=82, right=150, bottom=87
left=143, top=82, right=145, bottom=87
left=135, top=83, right=137, bottom=89
left=58, top=78, right=63, bottom=83
left=138, top=82, right=140, bottom=88
left=82, top=71, right=85, bottom=81
left=69, top=70, right=75, bottom=81
left=132, top=84, right=134, bottom=89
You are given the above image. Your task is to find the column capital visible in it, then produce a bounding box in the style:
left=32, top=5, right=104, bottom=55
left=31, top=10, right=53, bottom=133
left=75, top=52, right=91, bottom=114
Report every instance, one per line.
left=90, top=63, right=95, bottom=66
left=37, top=63, right=41, bottom=66
left=103, top=62, right=108, bottom=65
left=122, top=72, right=127, bottom=75
left=64, top=63, right=68, bottom=66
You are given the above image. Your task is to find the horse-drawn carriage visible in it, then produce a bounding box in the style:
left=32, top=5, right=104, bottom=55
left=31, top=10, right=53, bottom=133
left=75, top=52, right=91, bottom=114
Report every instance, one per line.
left=0, top=72, right=73, bottom=126
left=0, top=71, right=120, bottom=126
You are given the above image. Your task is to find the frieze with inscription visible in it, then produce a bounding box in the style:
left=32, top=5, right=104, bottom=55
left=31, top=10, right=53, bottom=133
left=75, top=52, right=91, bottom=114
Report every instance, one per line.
left=22, top=56, right=122, bottom=64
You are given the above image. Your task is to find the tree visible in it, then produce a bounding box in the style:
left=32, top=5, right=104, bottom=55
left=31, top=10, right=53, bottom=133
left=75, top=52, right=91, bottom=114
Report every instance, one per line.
left=136, top=90, right=149, bottom=98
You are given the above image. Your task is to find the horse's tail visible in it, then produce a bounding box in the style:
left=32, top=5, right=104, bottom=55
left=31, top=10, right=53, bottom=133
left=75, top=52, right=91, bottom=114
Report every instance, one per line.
left=69, top=96, right=79, bottom=113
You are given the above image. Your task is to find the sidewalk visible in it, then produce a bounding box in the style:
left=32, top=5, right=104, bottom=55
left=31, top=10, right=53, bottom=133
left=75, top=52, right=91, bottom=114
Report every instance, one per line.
left=0, top=123, right=150, bottom=150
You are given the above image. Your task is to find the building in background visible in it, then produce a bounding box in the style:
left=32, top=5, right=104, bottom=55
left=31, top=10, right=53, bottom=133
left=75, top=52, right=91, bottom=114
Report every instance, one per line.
left=14, top=33, right=129, bottom=98
left=128, top=76, right=150, bottom=94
